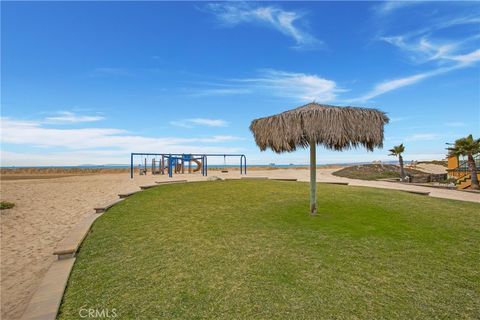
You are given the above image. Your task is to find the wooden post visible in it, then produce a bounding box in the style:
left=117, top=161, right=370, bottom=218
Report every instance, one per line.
left=309, top=139, right=317, bottom=215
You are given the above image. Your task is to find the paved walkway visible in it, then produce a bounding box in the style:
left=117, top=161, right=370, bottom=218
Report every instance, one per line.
left=225, top=169, right=480, bottom=203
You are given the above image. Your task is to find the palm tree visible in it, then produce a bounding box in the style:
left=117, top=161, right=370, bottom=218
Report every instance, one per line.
left=447, top=134, right=480, bottom=190
left=389, top=144, right=406, bottom=180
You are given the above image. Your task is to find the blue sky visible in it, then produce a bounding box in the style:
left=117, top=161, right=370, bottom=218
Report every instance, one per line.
left=1, top=1, right=479, bottom=166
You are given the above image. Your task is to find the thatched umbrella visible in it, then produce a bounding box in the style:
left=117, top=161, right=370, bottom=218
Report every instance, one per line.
left=250, top=102, right=389, bottom=215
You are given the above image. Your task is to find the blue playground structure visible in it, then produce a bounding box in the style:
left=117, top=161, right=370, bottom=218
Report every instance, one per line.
left=130, top=153, right=247, bottom=179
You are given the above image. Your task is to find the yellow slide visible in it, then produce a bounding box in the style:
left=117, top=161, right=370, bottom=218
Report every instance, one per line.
left=192, top=159, right=202, bottom=172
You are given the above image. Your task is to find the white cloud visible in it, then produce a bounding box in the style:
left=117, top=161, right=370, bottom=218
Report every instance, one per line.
left=375, top=1, right=420, bottom=16
left=381, top=36, right=480, bottom=65
left=389, top=117, right=407, bottom=123
left=205, top=2, right=321, bottom=49
left=380, top=36, right=458, bottom=63
left=190, top=88, right=252, bottom=97
left=170, top=118, right=229, bottom=128
left=189, top=69, right=341, bottom=102
left=2, top=117, right=451, bottom=166
left=0, top=117, right=243, bottom=166
left=189, top=118, right=229, bottom=127
left=445, top=122, right=467, bottom=127
left=247, top=150, right=447, bottom=166
left=2, top=148, right=447, bottom=167
left=1, top=150, right=126, bottom=167
left=399, top=16, right=480, bottom=42
left=0, top=148, right=240, bottom=167
left=238, top=69, right=341, bottom=102
left=351, top=48, right=479, bottom=101
left=405, top=133, right=440, bottom=141
left=44, top=111, right=105, bottom=123
left=362, top=5, right=480, bottom=102
left=450, top=49, right=480, bottom=64
left=90, top=67, right=130, bottom=77
left=353, top=72, right=430, bottom=102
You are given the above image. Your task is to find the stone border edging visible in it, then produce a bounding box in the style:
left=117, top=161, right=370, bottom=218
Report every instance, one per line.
left=140, top=184, right=157, bottom=190
left=20, top=258, right=76, bottom=320
left=94, top=199, right=124, bottom=213
left=241, top=177, right=268, bottom=180
left=318, top=181, right=349, bottom=185
left=400, top=190, right=430, bottom=196
left=22, top=197, right=128, bottom=319
left=141, top=180, right=189, bottom=190
left=155, top=180, right=188, bottom=184
left=53, top=213, right=105, bottom=260
left=118, top=190, right=142, bottom=198
left=21, top=179, right=194, bottom=320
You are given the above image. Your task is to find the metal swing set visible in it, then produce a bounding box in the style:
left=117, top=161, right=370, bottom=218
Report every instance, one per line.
left=130, top=153, right=247, bottom=179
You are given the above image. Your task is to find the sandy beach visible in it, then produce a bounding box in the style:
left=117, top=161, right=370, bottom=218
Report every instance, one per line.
left=1, top=173, right=158, bottom=319
left=1, top=167, right=479, bottom=319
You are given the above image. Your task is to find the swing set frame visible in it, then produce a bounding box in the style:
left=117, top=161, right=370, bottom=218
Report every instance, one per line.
left=130, top=153, right=247, bottom=179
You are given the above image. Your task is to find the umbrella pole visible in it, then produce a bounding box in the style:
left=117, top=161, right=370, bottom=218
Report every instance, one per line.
left=310, top=139, right=317, bottom=215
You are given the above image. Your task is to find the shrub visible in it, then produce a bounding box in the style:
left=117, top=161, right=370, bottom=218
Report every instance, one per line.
left=0, top=201, right=15, bottom=210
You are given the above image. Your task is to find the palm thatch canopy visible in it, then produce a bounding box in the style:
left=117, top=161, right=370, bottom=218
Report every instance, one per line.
left=250, top=103, right=389, bottom=153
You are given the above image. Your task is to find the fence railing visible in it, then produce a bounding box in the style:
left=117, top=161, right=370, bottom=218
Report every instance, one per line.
left=448, top=154, right=480, bottom=182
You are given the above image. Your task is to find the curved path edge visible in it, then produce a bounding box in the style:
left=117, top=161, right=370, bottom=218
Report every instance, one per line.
left=18, top=175, right=478, bottom=319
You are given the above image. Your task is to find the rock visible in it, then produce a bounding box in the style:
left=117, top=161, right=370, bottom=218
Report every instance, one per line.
left=407, top=173, right=448, bottom=183
left=207, top=176, right=223, bottom=181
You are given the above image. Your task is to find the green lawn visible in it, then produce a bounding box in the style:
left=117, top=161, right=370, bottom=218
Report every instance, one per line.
left=58, top=180, right=479, bottom=319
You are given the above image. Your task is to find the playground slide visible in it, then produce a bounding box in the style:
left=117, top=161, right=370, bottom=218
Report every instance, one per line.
left=148, top=158, right=202, bottom=174
left=192, top=159, right=202, bottom=172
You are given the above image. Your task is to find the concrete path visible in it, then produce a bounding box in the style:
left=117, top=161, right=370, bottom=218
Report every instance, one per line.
left=218, top=169, right=480, bottom=203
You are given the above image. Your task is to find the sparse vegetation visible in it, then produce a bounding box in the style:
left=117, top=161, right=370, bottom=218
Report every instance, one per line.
left=418, top=160, right=448, bottom=167
left=332, top=164, right=424, bottom=180
left=0, top=201, right=15, bottom=210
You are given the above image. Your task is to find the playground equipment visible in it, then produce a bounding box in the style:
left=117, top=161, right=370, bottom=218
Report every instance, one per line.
left=151, top=155, right=202, bottom=175
left=130, top=153, right=247, bottom=178
left=221, top=155, right=228, bottom=173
